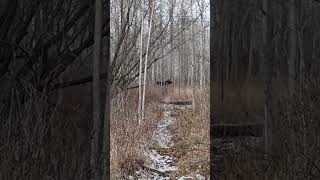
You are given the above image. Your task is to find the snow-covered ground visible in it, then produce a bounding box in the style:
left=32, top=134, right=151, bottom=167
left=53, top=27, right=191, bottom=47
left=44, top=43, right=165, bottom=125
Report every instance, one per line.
left=130, top=102, right=206, bottom=180
left=153, top=111, right=175, bottom=148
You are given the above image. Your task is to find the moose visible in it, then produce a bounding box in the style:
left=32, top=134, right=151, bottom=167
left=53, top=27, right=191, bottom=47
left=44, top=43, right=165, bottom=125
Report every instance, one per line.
left=156, top=80, right=173, bottom=86
left=127, top=79, right=173, bottom=90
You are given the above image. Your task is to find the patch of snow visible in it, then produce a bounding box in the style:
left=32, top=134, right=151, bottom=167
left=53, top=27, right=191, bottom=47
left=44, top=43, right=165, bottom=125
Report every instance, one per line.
left=135, top=169, right=170, bottom=180
left=153, top=111, right=175, bottom=148
left=195, top=174, right=206, bottom=180
left=163, top=111, right=172, bottom=117
left=177, top=176, right=194, bottom=179
left=145, top=149, right=177, bottom=172
left=133, top=108, right=178, bottom=179
left=177, top=174, right=206, bottom=180
left=159, top=104, right=193, bottom=110
left=131, top=102, right=203, bottom=180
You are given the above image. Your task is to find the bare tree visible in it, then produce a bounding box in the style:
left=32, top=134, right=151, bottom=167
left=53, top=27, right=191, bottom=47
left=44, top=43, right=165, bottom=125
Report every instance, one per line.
left=138, top=0, right=144, bottom=124
left=141, top=0, right=155, bottom=121
left=198, top=0, right=205, bottom=90
left=190, top=0, right=196, bottom=111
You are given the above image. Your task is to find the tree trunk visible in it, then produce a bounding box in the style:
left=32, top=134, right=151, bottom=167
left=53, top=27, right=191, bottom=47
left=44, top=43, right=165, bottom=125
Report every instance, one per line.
left=170, top=1, right=174, bottom=81
left=288, top=0, right=297, bottom=96
left=138, top=0, right=144, bottom=124
left=141, top=0, right=155, bottom=121
left=100, top=0, right=111, bottom=178
left=247, top=23, right=254, bottom=81
left=298, top=1, right=304, bottom=89
left=151, top=63, right=155, bottom=84
left=200, top=3, right=204, bottom=90
left=91, top=0, right=103, bottom=179
left=262, top=0, right=273, bottom=154
left=178, top=8, right=182, bottom=95
left=215, top=0, right=225, bottom=116
left=190, top=0, right=195, bottom=111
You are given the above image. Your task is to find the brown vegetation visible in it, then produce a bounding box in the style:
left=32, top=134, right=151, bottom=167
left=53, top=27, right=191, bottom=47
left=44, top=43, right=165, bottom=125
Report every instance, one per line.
left=0, top=86, right=91, bottom=179
left=110, top=87, right=164, bottom=179
left=156, top=87, right=210, bottom=178
left=212, top=80, right=290, bottom=123
left=216, top=79, right=320, bottom=179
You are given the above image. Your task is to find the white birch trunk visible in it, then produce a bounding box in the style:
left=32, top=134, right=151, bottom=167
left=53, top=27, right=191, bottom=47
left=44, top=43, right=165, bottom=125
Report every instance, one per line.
left=138, top=0, right=144, bottom=124
left=199, top=3, right=204, bottom=90
left=141, top=0, right=155, bottom=121
left=190, top=0, right=196, bottom=111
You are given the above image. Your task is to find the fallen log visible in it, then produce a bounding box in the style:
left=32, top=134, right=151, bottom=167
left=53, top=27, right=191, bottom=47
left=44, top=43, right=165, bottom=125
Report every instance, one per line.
left=160, top=100, right=193, bottom=105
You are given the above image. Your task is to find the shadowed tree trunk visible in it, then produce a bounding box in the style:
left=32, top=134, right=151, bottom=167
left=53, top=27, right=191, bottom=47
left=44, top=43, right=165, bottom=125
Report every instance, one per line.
left=91, top=0, right=103, bottom=179
left=288, top=0, right=297, bottom=96
left=262, top=0, right=273, bottom=154
left=100, top=0, right=110, bottom=178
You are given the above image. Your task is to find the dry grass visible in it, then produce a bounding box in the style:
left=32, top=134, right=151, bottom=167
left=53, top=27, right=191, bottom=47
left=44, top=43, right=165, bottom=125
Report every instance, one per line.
left=0, top=86, right=91, bottom=180
left=0, top=84, right=169, bottom=180
left=110, top=87, right=165, bottom=179
left=215, top=80, right=320, bottom=180
left=158, top=87, right=210, bottom=178
left=4, top=79, right=316, bottom=180
left=163, top=86, right=194, bottom=101
left=211, top=80, right=291, bottom=124
left=111, top=85, right=210, bottom=179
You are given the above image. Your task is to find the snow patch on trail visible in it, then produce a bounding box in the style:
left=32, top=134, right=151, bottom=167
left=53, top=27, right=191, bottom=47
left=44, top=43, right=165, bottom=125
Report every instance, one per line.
left=160, top=104, right=193, bottom=111
left=141, top=110, right=177, bottom=179
left=176, top=174, right=206, bottom=180
left=145, top=149, right=177, bottom=172
left=153, top=111, right=175, bottom=148
left=130, top=170, right=170, bottom=180
left=132, top=103, right=206, bottom=180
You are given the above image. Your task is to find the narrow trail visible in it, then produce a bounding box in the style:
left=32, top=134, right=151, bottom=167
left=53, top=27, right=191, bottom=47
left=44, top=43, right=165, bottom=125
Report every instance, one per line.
left=129, top=100, right=205, bottom=180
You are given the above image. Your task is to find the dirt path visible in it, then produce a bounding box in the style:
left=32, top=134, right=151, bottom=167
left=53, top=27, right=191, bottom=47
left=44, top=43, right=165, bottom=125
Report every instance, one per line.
left=129, top=102, right=205, bottom=180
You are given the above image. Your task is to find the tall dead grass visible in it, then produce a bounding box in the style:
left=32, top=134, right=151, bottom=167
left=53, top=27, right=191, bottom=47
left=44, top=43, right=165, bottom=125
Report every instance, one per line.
left=110, top=87, right=164, bottom=179
left=211, top=80, right=288, bottom=124
left=164, top=86, right=194, bottom=101
left=0, top=84, right=167, bottom=179
left=0, top=85, right=91, bottom=180
left=159, top=87, right=210, bottom=178
left=218, top=79, right=320, bottom=180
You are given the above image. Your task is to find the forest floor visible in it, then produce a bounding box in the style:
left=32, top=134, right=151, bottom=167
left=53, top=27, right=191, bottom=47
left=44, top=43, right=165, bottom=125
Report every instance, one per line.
left=126, top=87, right=210, bottom=179
left=110, top=86, right=209, bottom=179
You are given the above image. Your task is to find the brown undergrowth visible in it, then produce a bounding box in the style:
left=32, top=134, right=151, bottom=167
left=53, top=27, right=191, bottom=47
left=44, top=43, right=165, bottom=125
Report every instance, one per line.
left=0, top=84, right=166, bottom=179
left=216, top=80, right=320, bottom=180
left=157, top=87, right=210, bottom=178
left=111, top=87, right=164, bottom=179
left=0, top=85, right=92, bottom=180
